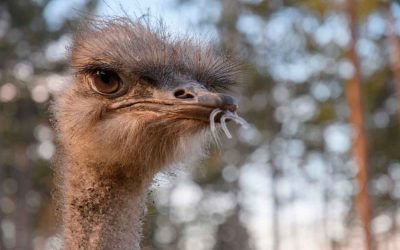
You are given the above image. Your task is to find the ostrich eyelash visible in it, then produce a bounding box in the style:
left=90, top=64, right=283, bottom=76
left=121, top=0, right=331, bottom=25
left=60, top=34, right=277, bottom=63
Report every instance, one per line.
left=209, top=108, right=249, bottom=139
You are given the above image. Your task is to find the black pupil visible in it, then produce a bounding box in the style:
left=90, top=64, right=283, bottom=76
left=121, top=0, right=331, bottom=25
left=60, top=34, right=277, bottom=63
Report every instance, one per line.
left=99, top=71, right=113, bottom=84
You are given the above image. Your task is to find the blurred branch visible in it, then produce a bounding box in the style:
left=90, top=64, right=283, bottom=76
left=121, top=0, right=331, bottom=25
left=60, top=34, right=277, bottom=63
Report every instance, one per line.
left=344, top=1, right=374, bottom=250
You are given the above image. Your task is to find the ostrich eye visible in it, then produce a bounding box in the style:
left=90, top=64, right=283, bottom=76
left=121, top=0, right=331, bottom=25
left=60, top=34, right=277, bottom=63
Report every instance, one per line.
left=90, top=70, right=121, bottom=95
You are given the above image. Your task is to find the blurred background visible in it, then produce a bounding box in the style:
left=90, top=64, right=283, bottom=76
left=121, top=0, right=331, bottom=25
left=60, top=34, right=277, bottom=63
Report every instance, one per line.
left=0, top=0, right=399, bottom=249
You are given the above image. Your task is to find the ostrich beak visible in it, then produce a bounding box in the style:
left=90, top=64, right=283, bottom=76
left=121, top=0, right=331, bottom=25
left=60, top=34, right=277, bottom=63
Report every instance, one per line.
left=196, top=93, right=238, bottom=112
left=172, top=84, right=238, bottom=112
left=107, top=84, right=239, bottom=123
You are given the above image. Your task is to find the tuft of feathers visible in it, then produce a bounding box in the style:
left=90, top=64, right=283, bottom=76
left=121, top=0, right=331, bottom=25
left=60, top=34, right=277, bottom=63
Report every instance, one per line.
left=70, top=17, right=240, bottom=92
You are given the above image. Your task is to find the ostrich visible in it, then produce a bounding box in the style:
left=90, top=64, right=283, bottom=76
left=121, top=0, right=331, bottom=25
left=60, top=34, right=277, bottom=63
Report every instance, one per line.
left=52, top=17, right=246, bottom=250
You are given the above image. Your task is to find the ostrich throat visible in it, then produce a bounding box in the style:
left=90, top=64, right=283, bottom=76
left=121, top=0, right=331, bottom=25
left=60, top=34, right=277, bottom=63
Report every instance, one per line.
left=63, top=160, right=151, bottom=250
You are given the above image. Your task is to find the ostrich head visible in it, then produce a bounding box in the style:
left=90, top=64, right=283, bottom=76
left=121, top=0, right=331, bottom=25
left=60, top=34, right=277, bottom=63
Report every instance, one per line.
left=53, top=18, right=240, bottom=180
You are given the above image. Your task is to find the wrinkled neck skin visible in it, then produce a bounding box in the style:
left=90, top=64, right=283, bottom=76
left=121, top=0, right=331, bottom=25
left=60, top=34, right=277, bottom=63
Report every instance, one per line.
left=62, top=159, right=152, bottom=250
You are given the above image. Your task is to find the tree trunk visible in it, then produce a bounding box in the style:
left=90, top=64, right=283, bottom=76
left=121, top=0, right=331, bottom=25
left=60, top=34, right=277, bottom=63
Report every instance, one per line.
left=344, top=1, right=374, bottom=250
left=386, top=3, right=400, bottom=121
left=271, top=167, right=280, bottom=250
left=14, top=147, right=33, bottom=250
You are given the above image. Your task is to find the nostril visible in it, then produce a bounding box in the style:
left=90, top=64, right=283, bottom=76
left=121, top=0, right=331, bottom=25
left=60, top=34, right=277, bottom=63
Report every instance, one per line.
left=174, top=89, right=195, bottom=99
left=174, top=89, right=185, bottom=97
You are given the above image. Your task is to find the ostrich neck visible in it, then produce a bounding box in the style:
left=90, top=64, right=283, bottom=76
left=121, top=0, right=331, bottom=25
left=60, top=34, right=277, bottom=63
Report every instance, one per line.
left=63, top=161, right=151, bottom=250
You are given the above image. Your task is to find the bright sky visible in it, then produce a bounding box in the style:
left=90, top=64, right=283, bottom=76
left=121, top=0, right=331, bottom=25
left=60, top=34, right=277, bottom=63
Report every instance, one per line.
left=43, top=0, right=198, bottom=32
left=96, top=0, right=216, bottom=36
